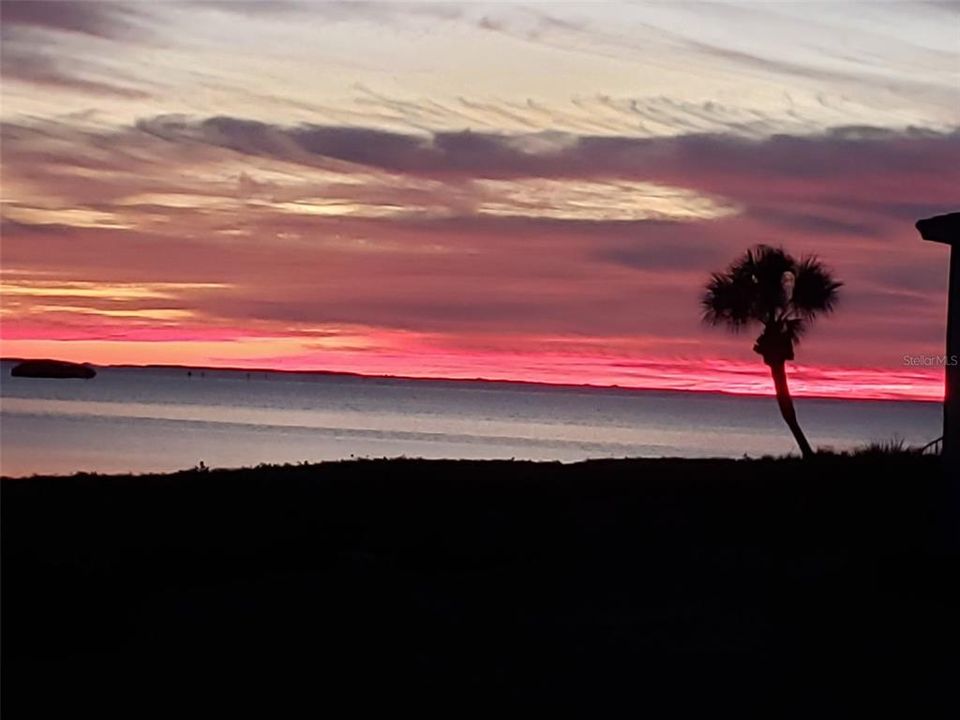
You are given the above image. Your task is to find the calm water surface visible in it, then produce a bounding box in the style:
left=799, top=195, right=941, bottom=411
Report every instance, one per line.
left=0, top=362, right=941, bottom=476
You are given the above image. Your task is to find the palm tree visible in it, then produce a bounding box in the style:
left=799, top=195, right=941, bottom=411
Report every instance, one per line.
left=702, top=245, right=842, bottom=458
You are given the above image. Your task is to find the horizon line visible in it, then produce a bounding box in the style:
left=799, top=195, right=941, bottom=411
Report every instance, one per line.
left=1, top=356, right=942, bottom=404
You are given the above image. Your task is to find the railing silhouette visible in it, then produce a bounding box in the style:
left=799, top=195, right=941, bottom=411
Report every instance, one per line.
left=920, top=436, right=943, bottom=455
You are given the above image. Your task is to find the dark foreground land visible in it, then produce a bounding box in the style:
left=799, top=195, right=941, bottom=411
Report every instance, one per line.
left=3, top=455, right=958, bottom=716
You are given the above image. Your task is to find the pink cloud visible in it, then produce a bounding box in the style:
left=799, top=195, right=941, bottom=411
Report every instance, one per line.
left=1, top=117, right=956, bottom=399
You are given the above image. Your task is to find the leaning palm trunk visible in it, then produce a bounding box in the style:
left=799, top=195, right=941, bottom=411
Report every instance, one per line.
left=768, top=361, right=814, bottom=458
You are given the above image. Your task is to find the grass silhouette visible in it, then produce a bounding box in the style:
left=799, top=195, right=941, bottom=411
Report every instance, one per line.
left=3, top=455, right=957, bottom=715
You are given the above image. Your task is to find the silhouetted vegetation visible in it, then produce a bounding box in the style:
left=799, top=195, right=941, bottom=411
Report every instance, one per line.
left=3, top=456, right=955, bottom=715
left=854, top=437, right=914, bottom=456
left=703, top=246, right=842, bottom=458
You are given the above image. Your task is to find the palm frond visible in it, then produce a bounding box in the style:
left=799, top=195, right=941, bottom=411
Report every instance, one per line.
left=701, top=270, right=755, bottom=329
left=791, top=255, right=842, bottom=318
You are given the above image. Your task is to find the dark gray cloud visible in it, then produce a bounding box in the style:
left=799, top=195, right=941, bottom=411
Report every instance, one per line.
left=134, top=115, right=960, bottom=187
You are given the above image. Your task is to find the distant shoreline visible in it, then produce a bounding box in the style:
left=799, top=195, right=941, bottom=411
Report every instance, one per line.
left=0, top=356, right=941, bottom=404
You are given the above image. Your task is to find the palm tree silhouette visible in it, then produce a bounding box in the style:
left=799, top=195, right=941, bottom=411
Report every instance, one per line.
left=702, top=245, right=842, bottom=458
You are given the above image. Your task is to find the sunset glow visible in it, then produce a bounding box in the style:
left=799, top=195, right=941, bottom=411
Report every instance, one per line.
left=2, top=1, right=958, bottom=401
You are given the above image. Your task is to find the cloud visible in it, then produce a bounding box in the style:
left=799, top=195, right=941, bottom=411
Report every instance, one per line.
left=593, top=222, right=737, bottom=271
left=4, top=117, right=737, bottom=223
left=0, top=1, right=157, bottom=101
left=746, top=207, right=884, bottom=238
left=178, top=0, right=466, bottom=27
left=0, top=0, right=146, bottom=40
left=5, top=116, right=957, bottom=263
left=186, top=1, right=305, bottom=16
left=6, top=118, right=957, bottom=266
left=0, top=49, right=152, bottom=99
left=3, top=114, right=956, bottom=370
left=868, top=260, right=951, bottom=295
left=681, top=37, right=949, bottom=104
left=920, top=1, right=960, bottom=13
left=128, top=116, right=960, bottom=212
left=279, top=88, right=869, bottom=138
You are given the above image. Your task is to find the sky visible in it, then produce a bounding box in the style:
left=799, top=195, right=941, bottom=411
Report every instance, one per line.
left=1, top=0, right=958, bottom=400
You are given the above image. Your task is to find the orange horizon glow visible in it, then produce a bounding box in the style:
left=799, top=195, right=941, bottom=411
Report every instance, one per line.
left=0, top=335, right=945, bottom=403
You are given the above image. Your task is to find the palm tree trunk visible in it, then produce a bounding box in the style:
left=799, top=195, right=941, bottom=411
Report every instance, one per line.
left=769, top=361, right=814, bottom=458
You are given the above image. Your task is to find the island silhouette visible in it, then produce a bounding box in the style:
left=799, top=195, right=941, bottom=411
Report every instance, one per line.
left=9, top=358, right=97, bottom=379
